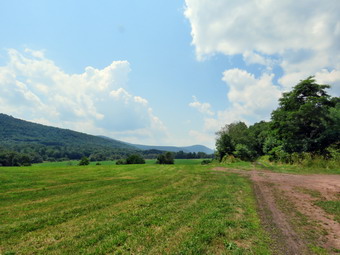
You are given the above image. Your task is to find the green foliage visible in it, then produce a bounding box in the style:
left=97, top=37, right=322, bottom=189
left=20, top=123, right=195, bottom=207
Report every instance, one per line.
left=78, top=156, right=90, bottom=166
left=257, top=155, right=340, bottom=174
left=248, top=121, right=271, bottom=156
left=216, top=77, right=339, bottom=166
left=215, top=131, right=234, bottom=161
left=0, top=150, right=32, bottom=167
left=221, top=154, right=240, bottom=163
left=271, top=76, right=337, bottom=154
left=156, top=151, right=174, bottom=164
left=125, top=154, right=145, bottom=164
left=215, top=122, right=256, bottom=161
left=233, top=144, right=255, bottom=161
left=201, top=159, right=212, bottom=165
left=115, top=159, right=125, bottom=165
left=115, top=154, right=146, bottom=165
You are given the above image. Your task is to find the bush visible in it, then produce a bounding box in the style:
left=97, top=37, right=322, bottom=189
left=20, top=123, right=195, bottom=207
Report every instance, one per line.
left=116, top=154, right=145, bottom=165
left=221, top=154, right=240, bottom=163
left=79, top=156, right=90, bottom=166
left=157, top=152, right=174, bottom=164
left=116, top=159, right=125, bottom=165
left=126, top=154, right=145, bottom=164
left=201, top=159, right=212, bottom=165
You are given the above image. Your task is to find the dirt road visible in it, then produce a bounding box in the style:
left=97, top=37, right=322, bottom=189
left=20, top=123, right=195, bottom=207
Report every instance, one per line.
left=213, top=167, right=340, bottom=255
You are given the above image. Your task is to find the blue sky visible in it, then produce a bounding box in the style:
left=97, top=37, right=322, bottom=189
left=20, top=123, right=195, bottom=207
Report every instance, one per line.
left=0, top=0, right=339, bottom=148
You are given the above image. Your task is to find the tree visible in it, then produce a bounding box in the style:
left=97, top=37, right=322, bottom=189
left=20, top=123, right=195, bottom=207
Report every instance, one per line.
left=79, top=156, right=90, bottom=166
left=233, top=144, right=255, bottom=161
left=215, top=121, right=255, bottom=161
left=156, top=152, right=174, bottom=164
left=271, top=77, right=336, bottom=154
left=248, top=121, right=271, bottom=156
left=215, top=132, right=234, bottom=161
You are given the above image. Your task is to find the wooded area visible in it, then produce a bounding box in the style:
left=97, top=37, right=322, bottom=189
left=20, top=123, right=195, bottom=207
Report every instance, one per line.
left=216, top=77, right=340, bottom=165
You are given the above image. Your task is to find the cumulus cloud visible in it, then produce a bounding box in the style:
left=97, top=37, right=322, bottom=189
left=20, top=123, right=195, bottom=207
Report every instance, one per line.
left=189, top=96, right=214, bottom=116
left=184, top=0, right=340, bottom=90
left=0, top=49, right=168, bottom=144
left=202, top=69, right=281, bottom=132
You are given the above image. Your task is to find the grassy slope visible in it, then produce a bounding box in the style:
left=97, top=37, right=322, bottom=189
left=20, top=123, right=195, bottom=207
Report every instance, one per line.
left=0, top=162, right=271, bottom=254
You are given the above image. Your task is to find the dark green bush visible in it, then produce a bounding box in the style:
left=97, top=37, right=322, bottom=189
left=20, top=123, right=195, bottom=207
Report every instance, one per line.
left=201, top=159, right=212, bottom=165
left=126, top=154, right=145, bottom=164
left=156, top=152, right=174, bottom=164
left=79, top=156, right=90, bottom=166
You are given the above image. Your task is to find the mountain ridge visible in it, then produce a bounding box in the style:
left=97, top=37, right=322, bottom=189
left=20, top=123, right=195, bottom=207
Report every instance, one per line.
left=131, top=144, right=214, bottom=154
left=1, top=114, right=214, bottom=158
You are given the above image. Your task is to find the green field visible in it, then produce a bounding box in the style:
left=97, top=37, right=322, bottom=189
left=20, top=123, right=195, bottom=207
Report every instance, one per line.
left=0, top=161, right=271, bottom=254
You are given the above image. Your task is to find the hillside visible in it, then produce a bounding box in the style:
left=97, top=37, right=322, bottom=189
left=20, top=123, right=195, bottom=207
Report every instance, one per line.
left=0, top=114, right=134, bottom=149
left=0, top=114, right=213, bottom=166
left=0, top=113, right=138, bottom=162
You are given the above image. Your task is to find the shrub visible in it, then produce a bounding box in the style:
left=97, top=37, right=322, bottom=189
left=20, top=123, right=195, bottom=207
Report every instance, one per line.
left=221, top=154, right=240, bottom=163
left=116, top=159, right=125, bottom=165
left=116, top=154, right=145, bottom=165
left=79, top=156, right=90, bottom=166
left=201, top=159, right=212, bottom=165
left=157, top=152, right=174, bottom=164
left=126, top=154, right=145, bottom=164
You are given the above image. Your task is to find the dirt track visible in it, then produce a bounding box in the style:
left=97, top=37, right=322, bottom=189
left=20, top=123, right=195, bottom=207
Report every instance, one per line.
left=213, top=167, right=340, bottom=255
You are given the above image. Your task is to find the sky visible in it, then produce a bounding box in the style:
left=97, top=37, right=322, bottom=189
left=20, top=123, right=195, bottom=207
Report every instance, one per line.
left=0, top=0, right=339, bottom=149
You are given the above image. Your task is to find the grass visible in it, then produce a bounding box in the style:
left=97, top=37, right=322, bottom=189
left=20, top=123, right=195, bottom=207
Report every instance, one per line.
left=0, top=161, right=271, bottom=254
left=315, top=201, right=340, bottom=224
left=219, top=161, right=255, bottom=171
left=255, top=157, right=340, bottom=175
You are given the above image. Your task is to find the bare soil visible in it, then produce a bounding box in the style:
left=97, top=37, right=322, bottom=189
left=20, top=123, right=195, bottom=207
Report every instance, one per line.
left=213, top=167, right=340, bottom=255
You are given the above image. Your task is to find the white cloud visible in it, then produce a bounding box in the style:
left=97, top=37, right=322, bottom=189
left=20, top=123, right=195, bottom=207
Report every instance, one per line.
left=189, top=130, right=215, bottom=148
left=189, top=96, right=214, bottom=116
left=204, top=69, right=281, bottom=131
left=184, top=0, right=340, bottom=92
left=315, top=69, right=340, bottom=95
left=243, top=51, right=276, bottom=69
left=0, top=49, right=168, bottom=144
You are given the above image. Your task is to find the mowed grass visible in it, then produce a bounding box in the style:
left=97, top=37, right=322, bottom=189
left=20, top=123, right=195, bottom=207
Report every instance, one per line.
left=0, top=162, right=271, bottom=254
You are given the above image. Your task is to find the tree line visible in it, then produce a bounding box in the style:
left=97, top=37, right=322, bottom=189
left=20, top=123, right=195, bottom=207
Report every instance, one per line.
left=0, top=146, right=213, bottom=167
left=215, top=77, right=340, bottom=164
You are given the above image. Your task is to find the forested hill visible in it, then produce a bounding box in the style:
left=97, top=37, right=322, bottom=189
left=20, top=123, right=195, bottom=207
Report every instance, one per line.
left=0, top=114, right=133, bottom=149
left=0, top=113, right=138, bottom=162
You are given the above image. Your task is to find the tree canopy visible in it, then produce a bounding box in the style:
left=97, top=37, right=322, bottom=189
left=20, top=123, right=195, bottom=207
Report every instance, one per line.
left=271, top=77, right=337, bottom=154
left=215, top=77, right=339, bottom=162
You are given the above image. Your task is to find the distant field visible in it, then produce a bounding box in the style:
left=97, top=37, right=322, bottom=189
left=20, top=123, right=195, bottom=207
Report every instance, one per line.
left=0, top=161, right=271, bottom=254
left=34, top=158, right=205, bottom=167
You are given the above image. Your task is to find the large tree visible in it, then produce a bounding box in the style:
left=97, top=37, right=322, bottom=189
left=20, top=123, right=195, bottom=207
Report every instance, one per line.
left=271, top=77, right=337, bottom=154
